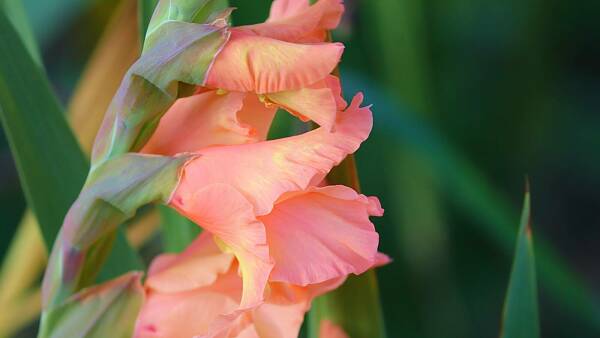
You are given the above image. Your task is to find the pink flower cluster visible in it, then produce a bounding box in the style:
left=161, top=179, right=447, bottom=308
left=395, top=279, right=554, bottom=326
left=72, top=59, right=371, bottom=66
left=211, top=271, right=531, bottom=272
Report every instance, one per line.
left=134, top=1, right=388, bottom=337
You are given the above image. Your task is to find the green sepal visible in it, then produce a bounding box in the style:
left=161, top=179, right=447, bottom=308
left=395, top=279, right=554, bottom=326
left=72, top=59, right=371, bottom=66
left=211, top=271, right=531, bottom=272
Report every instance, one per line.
left=42, top=153, right=194, bottom=309
left=38, top=272, right=144, bottom=338
left=91, top=20, right=229, bottom=168
left=144, top=0, right=229, bottom=50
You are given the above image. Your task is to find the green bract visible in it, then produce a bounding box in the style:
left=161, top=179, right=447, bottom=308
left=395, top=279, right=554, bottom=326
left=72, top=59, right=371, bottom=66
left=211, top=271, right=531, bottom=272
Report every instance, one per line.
left=38, top=272, right=144, bottom=338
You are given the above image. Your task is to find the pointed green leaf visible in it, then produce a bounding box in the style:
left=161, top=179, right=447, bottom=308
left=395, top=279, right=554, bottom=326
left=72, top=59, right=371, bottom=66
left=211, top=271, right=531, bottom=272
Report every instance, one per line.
left=0, top=9, right=87, bottom=249
left=43, top=153, right=192, bottom=308
left=0, top=8, right=142, bottom=292
left=500, top=190, right=539, bottom=338
left=1, top=0, right=42, bottom=67
left=38, top=272, right=144, bottom=338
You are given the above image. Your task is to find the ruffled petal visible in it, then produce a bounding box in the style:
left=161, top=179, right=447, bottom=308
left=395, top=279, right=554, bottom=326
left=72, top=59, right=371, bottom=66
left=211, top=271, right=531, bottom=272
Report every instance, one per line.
left=267, top=76, right=344, bottom=130
left=170, top=183, right=273, bottom=308
left=205, top=30, right=344, bottom=94
left=142, top=91, right=256, bottom=155
left=242, top=0, right=344, bottom=43
left=146, top=233, right=235, bottom=293
left=172, top=93, right=372, bottom=216
left=135, top=269, right=241, bottom=338
left=261, top=185, right=382, bottom=285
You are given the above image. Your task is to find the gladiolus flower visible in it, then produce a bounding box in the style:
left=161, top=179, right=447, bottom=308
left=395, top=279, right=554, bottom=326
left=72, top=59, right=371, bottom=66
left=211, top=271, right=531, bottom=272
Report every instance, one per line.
left=166, top=94, right=384, bottom=309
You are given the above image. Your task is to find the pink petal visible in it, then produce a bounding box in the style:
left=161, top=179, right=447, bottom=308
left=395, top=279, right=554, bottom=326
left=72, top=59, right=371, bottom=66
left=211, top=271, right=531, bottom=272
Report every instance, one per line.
left=242, top=0, right=344, bottom=43
left=172, top=93, right=372, bottom=217
left=205, top=30, right=344, bottom=94
left=261, top=185, right=382, bottom=285
left=141, top=91, right=255, bottom=155
left=170, top=183, right=273, bottom=308
left=146, top=233, right=235, bottom=293
left=237, top=93, right=278, bottom=141
left=267, top=76, right=345, bottom=130
left=135, top=272, right=241, bottom=338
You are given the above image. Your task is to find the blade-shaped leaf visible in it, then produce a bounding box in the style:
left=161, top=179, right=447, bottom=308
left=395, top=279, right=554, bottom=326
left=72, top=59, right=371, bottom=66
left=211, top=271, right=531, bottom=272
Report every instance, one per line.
left=500, top=189, right=540, bottom=338
left=0, top=9, right=87, bottom=248
left=43, top=153, right=192, bottom=308
left=38, top=272, right=144, bottom=338
left=0, top=8, right=142, bottom=289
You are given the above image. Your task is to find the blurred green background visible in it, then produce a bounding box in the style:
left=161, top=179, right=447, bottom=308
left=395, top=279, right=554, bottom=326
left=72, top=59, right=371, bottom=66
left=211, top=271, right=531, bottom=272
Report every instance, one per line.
left=1, top=0, right=599, bottom=337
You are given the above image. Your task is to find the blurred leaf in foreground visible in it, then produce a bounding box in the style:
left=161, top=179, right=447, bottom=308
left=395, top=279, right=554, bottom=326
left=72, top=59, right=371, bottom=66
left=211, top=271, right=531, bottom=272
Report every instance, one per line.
left=0, top=6, right=141, bottom=297
left=500, top=188, right=540, bottom=338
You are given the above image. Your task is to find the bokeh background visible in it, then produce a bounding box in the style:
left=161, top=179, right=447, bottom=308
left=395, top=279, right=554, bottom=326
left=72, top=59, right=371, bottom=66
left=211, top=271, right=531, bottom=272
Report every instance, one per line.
left=1, top=0, right=599, bottom=337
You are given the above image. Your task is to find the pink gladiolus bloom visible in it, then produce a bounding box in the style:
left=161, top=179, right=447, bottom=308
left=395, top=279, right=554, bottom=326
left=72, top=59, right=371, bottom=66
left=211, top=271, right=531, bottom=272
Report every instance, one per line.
left=167, top=94, right=385, bottom=309
left=134, top=233, right=347, bottom=338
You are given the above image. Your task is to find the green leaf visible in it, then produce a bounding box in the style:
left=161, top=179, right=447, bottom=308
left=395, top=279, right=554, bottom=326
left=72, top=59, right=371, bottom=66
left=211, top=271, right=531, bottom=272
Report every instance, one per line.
left=1, top=0, right=42, bottom=67
left=0, top=6, right=142, bottom=290
left=43, top=153, right=191, bottom=308
left=38, top=272, right=144, bottom=338
left=0, top=9, right=87, bottom=249
left=500, top=189, right=540, bottom=338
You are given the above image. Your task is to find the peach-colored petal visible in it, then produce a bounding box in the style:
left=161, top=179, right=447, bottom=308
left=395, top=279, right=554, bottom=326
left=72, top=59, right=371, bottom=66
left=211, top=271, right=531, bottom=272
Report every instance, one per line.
left=261, top=185, right=382, bottom=286
left=319, top=320, right=349, bottom=338
left=146, top=234, right=235, bottom=293
left=142, top=91, right=256, bottom=155
left=267, top=76, right=344, bottom=130
left=135, top=268, right=241, bottom=338
left=172, top=93, right=372, bottom=217
left=242, top=0, right=344, bottom=43
left=237, top=93, right=277, bottom=141
left=170, top=183, right=273, bottom=308
left=205, top=30, right=344, bottom=94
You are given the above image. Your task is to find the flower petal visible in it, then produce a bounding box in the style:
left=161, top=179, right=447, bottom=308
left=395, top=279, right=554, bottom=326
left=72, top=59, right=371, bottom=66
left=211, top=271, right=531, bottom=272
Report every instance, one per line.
left=172, top=93, right=372, bottom=216
left=261, top=185, right=382, bottom=285
left=146, top=233, right=235, bottom=293
left=242, top=0, right=344, bottom=43
left=135, top=271, right=241, bottom=338
left=267, top=76, right=344, bottom=130
left=170, top=183, right=273, bottom=308
left=142, top=91, right=254, bottom=155
left=319, top=320, right=349, bottom=338
left=205, top=30, right=344, bottom=94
